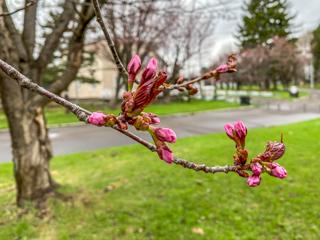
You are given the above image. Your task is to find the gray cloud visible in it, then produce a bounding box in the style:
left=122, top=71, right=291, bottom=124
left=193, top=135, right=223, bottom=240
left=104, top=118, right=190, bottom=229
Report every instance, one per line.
left=211, top=0, right=320, bottom=57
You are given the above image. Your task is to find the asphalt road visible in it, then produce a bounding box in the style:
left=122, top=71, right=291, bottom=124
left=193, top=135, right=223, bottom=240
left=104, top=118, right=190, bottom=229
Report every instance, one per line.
left=1, top=107, right=319, bottom=163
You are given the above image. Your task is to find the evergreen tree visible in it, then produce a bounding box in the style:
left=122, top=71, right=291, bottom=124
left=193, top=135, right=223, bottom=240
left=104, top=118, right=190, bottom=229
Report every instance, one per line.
left=312, top=25, right=320, bottom=81
left=238, top=0, right=293, bottom=48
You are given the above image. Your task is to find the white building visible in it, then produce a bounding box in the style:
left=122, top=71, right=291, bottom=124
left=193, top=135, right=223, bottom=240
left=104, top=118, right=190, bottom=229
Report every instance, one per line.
left=67, top=40, right=119, bottom=99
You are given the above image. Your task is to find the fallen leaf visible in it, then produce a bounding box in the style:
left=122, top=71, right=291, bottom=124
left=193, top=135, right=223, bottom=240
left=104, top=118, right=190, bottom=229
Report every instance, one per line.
left=192, top=227, right=204, bottom=235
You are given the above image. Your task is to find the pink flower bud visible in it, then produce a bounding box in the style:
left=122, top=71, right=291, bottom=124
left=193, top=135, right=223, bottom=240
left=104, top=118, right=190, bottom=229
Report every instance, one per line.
left=128, top=54, right=141, bottom=75
left=122, top=91, right=132, bottom=100
left=251, top=163, right=262, bottom=175
left=247, top=175, right=261, bottom=187
left=224, top=121, right=247, bottom=147
left=234, top=121, right=247, bottom=140
left=87, top=112, right=107, bottom=126
left=150, top=116, right=160, bottom=124
left=133, top=115, right=149, bottom=131
left=145, top=113, right=160, bottom=124
left=155, top=127, right=177, bottom=143
left=147, top=57, right=157, bottom=71
left=224, top=123, right=235, bottom=139
left=127, top=55, right=141, bottom=85
left=141, top=57, right=157, bottom=85
left=269, top=163, right=287, bottom=179
left=264, top=141, right=285, bottom=161
left=216, top=64, right=229, bottom=73
left=227, top=54, right=237, bottom=72
left=157, top=145, right=174, bottom=164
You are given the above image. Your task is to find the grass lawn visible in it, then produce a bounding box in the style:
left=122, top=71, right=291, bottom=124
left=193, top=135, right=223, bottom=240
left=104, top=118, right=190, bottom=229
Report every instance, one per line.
left=0, top=119, right=320, bottom=239
left=314, top=83, right=320, bottom=89
left=0, top=100, right=239, bottom=129
left=270, top=90, right=309, bottom=100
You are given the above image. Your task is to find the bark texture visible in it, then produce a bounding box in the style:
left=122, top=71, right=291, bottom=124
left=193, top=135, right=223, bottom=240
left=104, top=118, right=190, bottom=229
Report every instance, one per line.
left=0, top=0, right=95, bottom=207
left=0, top=1, right=53, bottom=207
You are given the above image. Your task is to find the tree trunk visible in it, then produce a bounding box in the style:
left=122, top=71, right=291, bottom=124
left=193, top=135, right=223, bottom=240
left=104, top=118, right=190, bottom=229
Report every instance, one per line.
left=265, top=79, right=270, bottom=90
left=0, top=37, right=53, bottom=210
left=272, top=79, right=277, bottom=90
left=0, top=0, right=96, bottom=208
left=0, top=78, right=54, bottom=207
left=236, top=81, right=241, bottom=90
left=212, top=82, right=218, bottom=100
left=0, top=10, right=54, bottom=207
left=14, top=111, right=53, bottom=207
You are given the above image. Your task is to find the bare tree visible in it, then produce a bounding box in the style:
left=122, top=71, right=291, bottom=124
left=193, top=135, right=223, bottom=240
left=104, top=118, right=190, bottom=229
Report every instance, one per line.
left=0, top=0, right=99, bottom=207
left=231, top=37, right=303, bottom=90
left=98, top=0, right=233, bottom=105
left=267, top=37, right=303, bottom=88
left=97, top=0, right=177, bottom=106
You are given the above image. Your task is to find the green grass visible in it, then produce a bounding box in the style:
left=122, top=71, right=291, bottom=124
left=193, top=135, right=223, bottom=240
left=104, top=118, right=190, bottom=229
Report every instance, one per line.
left=314, top=83, right=320, bottom=89
left=270, top=90, right=309, bottom=100
left=0, top=100, right=238, bottom=129
left=143, top=100, right=238, bottom=116
left=0, top=119, right=320, bottom=239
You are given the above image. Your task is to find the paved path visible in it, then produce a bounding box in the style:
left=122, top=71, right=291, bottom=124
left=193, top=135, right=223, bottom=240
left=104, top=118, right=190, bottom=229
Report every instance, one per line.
left=1, top=107, right=319, bottom=163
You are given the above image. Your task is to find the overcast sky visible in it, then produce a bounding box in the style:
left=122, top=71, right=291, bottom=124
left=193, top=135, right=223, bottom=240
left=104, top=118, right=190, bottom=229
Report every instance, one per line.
left=7, top=0, right=320, bottom=75
left=210, top=0, right=320, bottom=59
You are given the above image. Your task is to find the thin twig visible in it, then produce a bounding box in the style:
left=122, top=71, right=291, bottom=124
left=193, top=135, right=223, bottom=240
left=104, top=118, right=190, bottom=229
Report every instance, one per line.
left=168, top=76, right=205, bottom=90
left=166, top=72, right=217, bottom=90
left=0, top=0, right=37, bottom=17
left=92, top=0, right=128, bottom=77
left=174, top=158, right=238, bottom=173
left=0, top=58, right=237, bottom=175
left=166, top=54, right=237, bottom=90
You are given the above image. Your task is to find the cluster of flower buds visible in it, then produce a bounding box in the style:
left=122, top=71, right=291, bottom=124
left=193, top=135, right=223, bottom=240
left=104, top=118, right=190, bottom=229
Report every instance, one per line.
left=86, top=112, right=176, bottom=164
left=87, top=55, right=242, bottom=167
left=174, top=55, right=237, bottom=95
left=224, top=121, right=249, bottom=177
left=247, top=141, right=286, bottom=187
left=185, top=84, right=198, bottom=96
left=122, top=56, right=167, bottom=117
left=125, top=55, right=179, bottom=163
left=149, top=127, right=177, bottom=164
left=87, top=54, right=178, bottom=164
left=224, top=121, right=286, bottom=187
left=125, top=55, right=177, bottom=163
left=174, top=75, right=198, bottom=95
left=203, top=54, right=237, bottom=80
left=87, top=112, right=130, bottom=132
left=87, top=112, right=117, bottom=127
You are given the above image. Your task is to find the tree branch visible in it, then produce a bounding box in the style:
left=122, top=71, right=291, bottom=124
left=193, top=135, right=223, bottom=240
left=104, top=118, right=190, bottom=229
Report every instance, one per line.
left=22, top=0, right=38, bottom=59
left=1, top=0, right=28, bottom=61
left=165, top=53, right=237, bottom=91
left=92, top=0, right=128, bottom=77
left=0, top=0, right=36, bottom=17
left=0, top=58, right=238, bottom=175
left=36, top=0, right=75, bottom=70
left=32, top=0, right=95, bottom=107
left=168, top=75, right=205, bottom=90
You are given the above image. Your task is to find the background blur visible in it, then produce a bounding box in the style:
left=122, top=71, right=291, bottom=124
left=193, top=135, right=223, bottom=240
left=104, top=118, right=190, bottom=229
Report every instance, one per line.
left=0, top=0, right=320, bottom=239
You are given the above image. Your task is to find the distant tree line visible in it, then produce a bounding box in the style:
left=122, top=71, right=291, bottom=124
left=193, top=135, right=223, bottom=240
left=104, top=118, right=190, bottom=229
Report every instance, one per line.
left=234, top=0, right=304, bottom=90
